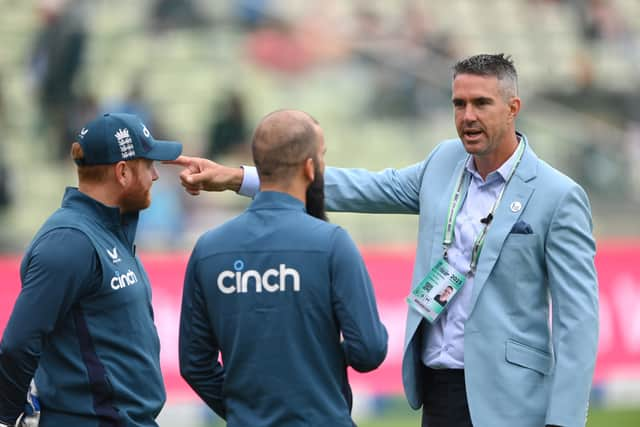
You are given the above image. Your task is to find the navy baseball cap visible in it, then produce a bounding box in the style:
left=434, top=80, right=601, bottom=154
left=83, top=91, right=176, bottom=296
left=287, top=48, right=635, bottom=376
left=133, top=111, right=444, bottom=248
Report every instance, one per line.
left=75, top=113, right=182, bottom=165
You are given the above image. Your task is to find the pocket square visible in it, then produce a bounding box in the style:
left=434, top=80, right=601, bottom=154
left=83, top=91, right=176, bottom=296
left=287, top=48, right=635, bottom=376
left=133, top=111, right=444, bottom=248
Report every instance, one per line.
left=511, top=220, right=533, bottom=234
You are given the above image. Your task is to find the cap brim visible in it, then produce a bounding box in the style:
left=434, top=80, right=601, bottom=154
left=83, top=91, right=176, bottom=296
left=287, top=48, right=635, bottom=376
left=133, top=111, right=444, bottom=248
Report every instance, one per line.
left=142, top=140, right=183, bottom=161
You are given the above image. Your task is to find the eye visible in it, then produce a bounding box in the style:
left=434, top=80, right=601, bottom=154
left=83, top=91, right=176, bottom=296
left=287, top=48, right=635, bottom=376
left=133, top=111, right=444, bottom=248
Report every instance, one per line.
left=475, top=98, right=492, bottom=106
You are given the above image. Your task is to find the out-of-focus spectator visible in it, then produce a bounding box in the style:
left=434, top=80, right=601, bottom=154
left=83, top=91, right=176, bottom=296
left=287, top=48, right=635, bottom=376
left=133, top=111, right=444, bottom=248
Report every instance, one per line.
left=205, top=91, right=249, bottom=161
left=573, top=0, right=627, bottom=42
left=0, top=162, right=10, bottom=213
left=29, top=0, right=88, bottom=161
left=544, top=53, right=636, bottom=200
left=351, top=2, right=455, bottom=118
left=245, top=2, right=349, bottom=75
left=233, top=0, right=271, bottom=30
left=541, top=53, right=638, bottom=126
left=149, top=0, right=209, bottom=33
left=101, top=79, right=171, bottom=146
left=64, top=92, right=98, bottom=148
left=246, top=17, right=314, bottom=74
left=349, top=6, right=388, bottom=66
left=102, top=78, right=155, bottom=129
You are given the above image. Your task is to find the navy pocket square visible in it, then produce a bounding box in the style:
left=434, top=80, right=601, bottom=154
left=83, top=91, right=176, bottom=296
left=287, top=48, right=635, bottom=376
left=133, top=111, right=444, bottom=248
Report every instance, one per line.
left=511, top=220, right=533, bottom=234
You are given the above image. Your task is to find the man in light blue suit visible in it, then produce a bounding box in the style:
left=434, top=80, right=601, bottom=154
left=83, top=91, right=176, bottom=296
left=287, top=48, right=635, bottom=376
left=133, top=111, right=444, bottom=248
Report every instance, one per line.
left=168, top=54, right=598, bottom=427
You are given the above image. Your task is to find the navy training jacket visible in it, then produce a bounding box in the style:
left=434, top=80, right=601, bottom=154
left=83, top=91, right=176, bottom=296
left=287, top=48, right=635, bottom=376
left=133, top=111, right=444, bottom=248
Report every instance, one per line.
left=0, top=188, right=164, bottom=426
left=180, top=191, right=388, bottom=427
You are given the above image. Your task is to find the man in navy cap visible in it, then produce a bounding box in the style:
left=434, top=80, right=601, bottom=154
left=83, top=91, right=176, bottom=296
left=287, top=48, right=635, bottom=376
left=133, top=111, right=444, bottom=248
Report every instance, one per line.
left=0, top=113, right=181, bottom=427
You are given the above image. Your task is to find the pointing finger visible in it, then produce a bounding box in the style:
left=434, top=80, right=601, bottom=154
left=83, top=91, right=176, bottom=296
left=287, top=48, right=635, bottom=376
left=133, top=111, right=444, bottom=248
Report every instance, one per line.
left=162, top=155, right=194, bottom=167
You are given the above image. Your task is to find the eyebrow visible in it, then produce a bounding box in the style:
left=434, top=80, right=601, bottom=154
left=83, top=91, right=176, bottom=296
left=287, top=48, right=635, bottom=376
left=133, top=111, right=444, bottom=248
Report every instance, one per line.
left=452, top=96, right=494, bottom=105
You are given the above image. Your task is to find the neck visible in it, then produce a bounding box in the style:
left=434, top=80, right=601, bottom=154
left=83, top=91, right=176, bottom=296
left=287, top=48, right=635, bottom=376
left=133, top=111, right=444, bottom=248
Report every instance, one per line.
left=473, top=133, right=519, bottom=179
left=78, top=182, right=121, bottom=211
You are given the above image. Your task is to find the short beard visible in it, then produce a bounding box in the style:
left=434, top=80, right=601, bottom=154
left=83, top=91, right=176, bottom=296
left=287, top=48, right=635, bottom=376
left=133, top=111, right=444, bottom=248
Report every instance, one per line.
left=120, top=168, right=151, bottom=213
left=305, top=167, right=327, bottom=221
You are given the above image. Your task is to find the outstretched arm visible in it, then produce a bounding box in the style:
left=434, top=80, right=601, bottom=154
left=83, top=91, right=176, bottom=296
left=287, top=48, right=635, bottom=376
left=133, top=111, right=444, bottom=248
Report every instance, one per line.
left=164, top=156, right=245, bottom=195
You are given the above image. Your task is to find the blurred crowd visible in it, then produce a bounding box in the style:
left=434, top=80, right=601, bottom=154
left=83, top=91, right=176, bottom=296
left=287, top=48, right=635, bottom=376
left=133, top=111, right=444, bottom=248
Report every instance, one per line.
left=1, top=0, right=639, bottom=249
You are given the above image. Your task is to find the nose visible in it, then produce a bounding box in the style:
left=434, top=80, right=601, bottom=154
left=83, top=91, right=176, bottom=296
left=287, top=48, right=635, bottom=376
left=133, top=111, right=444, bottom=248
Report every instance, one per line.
left=463, top=104, right=477, bottom=122
left=151, top=164, right=159, bottom=181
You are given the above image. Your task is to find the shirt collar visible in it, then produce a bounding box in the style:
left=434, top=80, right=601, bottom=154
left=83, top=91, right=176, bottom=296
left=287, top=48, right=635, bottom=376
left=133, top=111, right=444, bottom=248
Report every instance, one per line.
left=465, top=134, right=523, bottom=183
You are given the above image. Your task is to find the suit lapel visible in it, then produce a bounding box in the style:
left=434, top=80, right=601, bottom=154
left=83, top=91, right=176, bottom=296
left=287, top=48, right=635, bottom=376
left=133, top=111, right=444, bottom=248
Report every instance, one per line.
left=467, top=141, right=538, bottom=314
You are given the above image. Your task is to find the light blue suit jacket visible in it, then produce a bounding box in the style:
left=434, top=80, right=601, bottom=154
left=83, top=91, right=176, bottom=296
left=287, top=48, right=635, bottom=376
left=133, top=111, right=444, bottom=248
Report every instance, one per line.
left=324, top=136, right=598, bottom=427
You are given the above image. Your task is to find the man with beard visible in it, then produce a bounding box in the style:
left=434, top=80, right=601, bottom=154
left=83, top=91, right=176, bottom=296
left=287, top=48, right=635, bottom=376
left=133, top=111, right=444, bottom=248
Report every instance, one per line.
left=0, top=113, right=182, bottom=427
left=176, top=110, right=388, bottom=427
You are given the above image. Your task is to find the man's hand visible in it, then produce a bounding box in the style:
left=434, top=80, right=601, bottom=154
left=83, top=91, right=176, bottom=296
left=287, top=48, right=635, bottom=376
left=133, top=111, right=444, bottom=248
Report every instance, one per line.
left=1, top=381, right=40, bottom=427
left=163, top=156, right=244, bottom=195
left=17, top=380, right=40, bottom=427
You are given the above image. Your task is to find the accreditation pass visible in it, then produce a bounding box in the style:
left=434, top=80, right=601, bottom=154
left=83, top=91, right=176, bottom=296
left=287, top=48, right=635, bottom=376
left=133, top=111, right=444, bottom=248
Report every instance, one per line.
left=406, top=259, right=466, bottom=323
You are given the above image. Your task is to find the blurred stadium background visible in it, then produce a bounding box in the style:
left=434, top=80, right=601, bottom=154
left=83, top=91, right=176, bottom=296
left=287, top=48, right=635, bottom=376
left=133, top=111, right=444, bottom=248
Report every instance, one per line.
left=0, top=0, right=639, bottom=425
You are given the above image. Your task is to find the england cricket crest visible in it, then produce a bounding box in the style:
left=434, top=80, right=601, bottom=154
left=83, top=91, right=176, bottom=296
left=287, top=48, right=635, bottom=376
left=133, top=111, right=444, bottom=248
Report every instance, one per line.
left=115, top=128, right=135, bottom=159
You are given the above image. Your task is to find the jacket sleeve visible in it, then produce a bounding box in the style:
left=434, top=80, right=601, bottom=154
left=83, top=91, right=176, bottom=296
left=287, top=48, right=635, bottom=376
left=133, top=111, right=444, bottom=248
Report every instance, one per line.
left=179, top=250, right=226, bottom=419
left=0, top=229, right=98, bottom=424
left=329, top=227, right=388, bottom=372
left=323, top=141, right=449, bottom=215
left=544, top=185, right=599, bottom=427
left=324, top=161, right=426, bottom=214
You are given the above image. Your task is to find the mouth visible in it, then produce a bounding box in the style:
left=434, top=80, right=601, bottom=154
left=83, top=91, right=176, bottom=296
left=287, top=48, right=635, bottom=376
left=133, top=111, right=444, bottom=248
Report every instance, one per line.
left=463, top=129, right=483, bottom=141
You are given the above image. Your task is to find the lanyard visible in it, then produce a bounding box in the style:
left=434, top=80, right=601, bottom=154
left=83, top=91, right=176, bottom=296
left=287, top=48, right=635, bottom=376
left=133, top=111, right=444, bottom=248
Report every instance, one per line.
left=443, top=141, right=526, bottom=274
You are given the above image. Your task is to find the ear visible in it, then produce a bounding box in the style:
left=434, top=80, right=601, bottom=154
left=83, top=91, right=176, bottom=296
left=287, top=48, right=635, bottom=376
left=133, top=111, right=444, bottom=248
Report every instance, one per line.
left=508, top=97, right=521, bottom=122
left=303, top=157, right=315, bottom=183
left=114, top=161, right=129, bottom=187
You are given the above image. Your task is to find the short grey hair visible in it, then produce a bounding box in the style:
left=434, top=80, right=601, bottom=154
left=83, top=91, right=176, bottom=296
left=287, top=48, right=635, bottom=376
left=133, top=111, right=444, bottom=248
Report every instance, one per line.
left=453, top=53, right=518, bottom=99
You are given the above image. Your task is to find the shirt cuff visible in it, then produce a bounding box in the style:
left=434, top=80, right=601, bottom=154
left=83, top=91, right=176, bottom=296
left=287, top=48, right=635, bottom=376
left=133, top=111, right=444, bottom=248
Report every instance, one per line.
left=238, top=166, right=259, bottom=198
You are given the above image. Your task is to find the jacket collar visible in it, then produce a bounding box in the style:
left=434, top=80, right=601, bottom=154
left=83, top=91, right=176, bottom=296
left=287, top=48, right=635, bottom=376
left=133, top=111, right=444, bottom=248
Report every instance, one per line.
left=61, top=187, right=139, bottom=242
left=513, top=132, right=538, bottom=183
left=248, top=191, right=306, bottom=212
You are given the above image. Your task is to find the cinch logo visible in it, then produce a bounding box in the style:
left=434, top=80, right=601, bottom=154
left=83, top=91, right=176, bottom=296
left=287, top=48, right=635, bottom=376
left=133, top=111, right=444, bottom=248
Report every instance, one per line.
left=111, top=269, right=138, bottom=290
left=217, top=260, right=300, bottom=294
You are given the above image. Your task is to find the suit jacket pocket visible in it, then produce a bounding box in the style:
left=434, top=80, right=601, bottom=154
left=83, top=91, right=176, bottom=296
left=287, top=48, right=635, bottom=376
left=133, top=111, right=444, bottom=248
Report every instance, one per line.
left=503, top=233, right=538, bottom=244
left=505, top=339, right=552, bottom=375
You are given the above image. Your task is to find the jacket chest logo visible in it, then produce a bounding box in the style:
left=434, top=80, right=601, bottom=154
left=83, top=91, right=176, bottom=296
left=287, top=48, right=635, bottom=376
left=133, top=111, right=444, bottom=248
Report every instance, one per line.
left=110, top=269, right=139, bottom=290
left=107, top=247, right=122, bottom=264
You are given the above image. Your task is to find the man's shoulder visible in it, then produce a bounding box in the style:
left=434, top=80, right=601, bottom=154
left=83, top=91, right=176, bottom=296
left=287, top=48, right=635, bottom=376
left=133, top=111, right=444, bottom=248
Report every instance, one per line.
left=534, top=156, right=584, bottom=195
left=195, top=214, right=248, bottom=246
left=38, top=206, right=99, bottom=233
left=193, top=211, right=342, bottom=255
left=32, top=208, right=93, bottom=244
left=427, top=138, right=467, bottom=166
left=24, top=225, right=96, bottom=272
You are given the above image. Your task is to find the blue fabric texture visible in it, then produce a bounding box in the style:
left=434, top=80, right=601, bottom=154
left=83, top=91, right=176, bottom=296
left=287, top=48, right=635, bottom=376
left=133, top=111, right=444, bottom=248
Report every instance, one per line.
left=0, top=188, right=165, bottom=427
left=180, top=191, right=388, bottom=427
